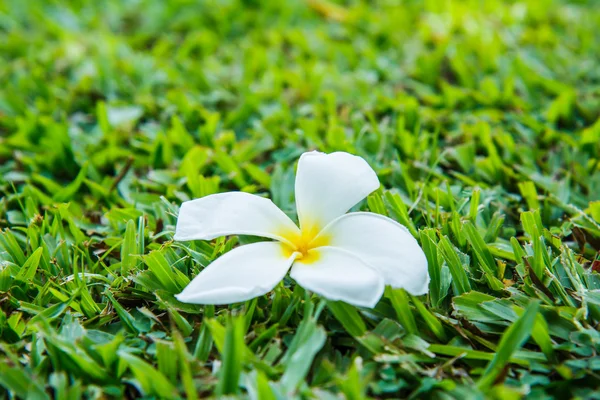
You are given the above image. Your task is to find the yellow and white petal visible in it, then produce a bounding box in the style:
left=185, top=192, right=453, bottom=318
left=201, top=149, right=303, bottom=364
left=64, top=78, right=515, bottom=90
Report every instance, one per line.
left=290, top=246, right=384, bottom=308
left=316, top=212, right=429, bottom=295
left=174, top=192, right=300, bottom=245
left=175, top=242, right=296, bottom=304
left=294, top=151, right=379, bottom=233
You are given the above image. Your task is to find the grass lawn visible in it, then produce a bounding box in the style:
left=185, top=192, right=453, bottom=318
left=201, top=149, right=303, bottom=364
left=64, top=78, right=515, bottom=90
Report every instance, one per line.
left=2, top=0, right=600, bottom=398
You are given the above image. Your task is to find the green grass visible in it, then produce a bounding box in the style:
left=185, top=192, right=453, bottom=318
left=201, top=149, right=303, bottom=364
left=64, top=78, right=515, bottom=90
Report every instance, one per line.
left=1, top=0, right=600, bottom=398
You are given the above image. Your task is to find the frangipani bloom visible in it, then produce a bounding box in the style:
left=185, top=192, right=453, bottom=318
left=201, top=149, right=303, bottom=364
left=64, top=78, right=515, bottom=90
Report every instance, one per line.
left=174, top=151, right=429, bottom=308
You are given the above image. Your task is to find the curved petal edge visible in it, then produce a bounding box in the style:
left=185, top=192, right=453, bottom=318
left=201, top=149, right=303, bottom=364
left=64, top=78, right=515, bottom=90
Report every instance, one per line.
left=175, top=242, right=296, bottom=305
left=315, top=212, right=429, bottom=295
left=294, top=151, right=380, bottom=233
left=290, top=246, right=385, bottom=308
left=174, top=192, right=300, bottom=245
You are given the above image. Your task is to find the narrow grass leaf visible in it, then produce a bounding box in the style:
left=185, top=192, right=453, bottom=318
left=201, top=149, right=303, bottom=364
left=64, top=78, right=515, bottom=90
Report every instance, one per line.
left=462, top=221, right=501, bottom=283
left=216, top=316, right=246, bottom=396
left=142, top=251, right=182, bottom=293
left=438, top=236, right=471, bottom=295
left=385, top=288, right=418, bottom=335
left=327, top=301, right=367, bottom=337
left=477, top=301, right=540, bottom=389
left=279, top=317, right=327, bottom=393
left=0, top=361, right=50, bottom=400
left=121, top=219, right=137, bottom=276
left=411, top=295, right=448, bottom=342
left=118, top=351, right=177, bottom=398
left=16, top=247, right=43, bottom=282
left=104, top=290, right=139, bottom=334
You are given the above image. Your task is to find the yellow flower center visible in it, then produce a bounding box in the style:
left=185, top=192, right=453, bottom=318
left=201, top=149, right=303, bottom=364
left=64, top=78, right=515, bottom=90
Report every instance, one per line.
left=281, top=224, right=329, bottom=264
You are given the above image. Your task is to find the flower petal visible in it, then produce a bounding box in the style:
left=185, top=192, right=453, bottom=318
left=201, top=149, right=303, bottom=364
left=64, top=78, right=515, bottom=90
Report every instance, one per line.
left=315, top=212, right=429, bottom=294
left=175, top=242, right=295, bottom=304
left=290, top=246, right=384, bottom=308
left=174, top=192, right=300, bottom=245
left=294, top=151, right=379, bottom=232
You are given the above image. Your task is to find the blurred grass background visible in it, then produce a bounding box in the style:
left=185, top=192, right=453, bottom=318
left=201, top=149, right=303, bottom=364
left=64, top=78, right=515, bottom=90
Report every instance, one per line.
left=1, top=0, right=600, bottom=398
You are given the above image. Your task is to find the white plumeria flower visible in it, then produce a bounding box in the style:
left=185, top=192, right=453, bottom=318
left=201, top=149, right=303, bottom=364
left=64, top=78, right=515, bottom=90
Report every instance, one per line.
left=174, top=151, right=429, bottom=308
